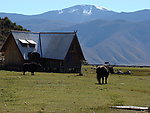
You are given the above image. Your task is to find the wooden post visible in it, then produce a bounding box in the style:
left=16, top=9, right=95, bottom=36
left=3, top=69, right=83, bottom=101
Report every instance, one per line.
left=39, top=33, right=43, bottom=57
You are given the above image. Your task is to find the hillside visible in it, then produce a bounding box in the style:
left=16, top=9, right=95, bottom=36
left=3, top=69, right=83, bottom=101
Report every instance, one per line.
left=0, top=17, right=29, bottom=47
left=57, top=19, right=150, bottom=65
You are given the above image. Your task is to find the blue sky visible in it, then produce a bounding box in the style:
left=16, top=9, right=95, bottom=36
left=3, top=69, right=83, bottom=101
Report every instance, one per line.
left=0, top=0, right=150, bottom=15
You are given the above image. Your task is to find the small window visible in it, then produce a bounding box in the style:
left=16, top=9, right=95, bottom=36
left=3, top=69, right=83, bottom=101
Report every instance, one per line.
left=27, top=40, right=37, bottom=45
left=29, top=44, right=35, bottom=47
left=18, top=39, right=29, bottom=47
left=27, top=40, right=37, bottom=47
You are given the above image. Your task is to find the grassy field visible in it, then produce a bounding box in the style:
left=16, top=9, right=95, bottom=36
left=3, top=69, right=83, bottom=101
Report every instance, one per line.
left=0, top=66, right=150, bottom=113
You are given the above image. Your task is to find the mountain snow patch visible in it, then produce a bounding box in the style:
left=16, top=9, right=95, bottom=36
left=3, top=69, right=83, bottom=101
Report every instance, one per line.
left=83, top=7, right=92, bottom=15
left=69, top=9, right=79, bottom=13
left=95, top=5, right=109, bottom=11
left=58, top=10, right=63, bottom=14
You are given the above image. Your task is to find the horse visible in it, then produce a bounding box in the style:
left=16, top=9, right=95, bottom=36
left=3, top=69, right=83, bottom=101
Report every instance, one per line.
left=96, top=65, right=114, bottom=84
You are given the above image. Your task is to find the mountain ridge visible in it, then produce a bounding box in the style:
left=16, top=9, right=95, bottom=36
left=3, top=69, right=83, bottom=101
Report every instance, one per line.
left=56, top=19, right=150, bottom=65
left=1, top=5, right=150, bottom=31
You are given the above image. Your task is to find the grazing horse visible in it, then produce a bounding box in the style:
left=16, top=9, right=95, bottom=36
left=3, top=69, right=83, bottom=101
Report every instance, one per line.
left=23, top=63, right=41, bottom=75
left=96, top=66, right=114, bottom=84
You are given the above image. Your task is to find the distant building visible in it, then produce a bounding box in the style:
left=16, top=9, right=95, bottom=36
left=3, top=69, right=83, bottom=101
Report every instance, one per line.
left=0, top=30, right=85, bottom=73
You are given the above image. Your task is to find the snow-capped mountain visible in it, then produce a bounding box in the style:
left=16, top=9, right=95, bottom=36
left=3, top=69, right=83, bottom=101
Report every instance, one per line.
left=1, top=5, right=149, bottom=31
left=0, top=5, right=117, bottom=31
left=57, top=5, right=110, bottom=15
left=36, top=5, right=116, bottom=24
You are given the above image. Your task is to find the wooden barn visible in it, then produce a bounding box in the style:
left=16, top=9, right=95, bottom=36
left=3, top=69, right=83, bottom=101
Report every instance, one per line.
left=0, top=30, right=85, bottom=73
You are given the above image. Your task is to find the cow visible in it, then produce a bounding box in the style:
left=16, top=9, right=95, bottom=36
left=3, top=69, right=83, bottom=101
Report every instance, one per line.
left=22, top=62, right=42, bottom=75
left=96, top=65, right=114, bottom=84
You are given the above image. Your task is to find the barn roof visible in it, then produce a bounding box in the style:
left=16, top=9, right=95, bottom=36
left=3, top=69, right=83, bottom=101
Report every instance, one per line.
left=11, top=30, right=77, bottom=60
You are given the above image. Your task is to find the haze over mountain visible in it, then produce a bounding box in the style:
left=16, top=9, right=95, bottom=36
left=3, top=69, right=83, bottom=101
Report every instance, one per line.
left=0, top=5, right=150, bottom=65
left=58, top=19, right=150, bottom=65
left=0, top=5, right=117, bottom=31
left=1, top=5, right=150, bottom=31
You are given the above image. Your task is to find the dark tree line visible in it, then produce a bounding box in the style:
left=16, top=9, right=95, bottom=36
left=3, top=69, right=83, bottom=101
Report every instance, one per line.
left=0, top=17, right=29, bottom=46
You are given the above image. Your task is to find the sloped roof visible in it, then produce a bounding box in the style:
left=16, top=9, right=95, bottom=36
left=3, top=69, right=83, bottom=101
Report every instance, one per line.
left=11, top=30, right=76, bottom=60
left=12, top=31, right=40, bottom=60
left=40, top=33, right=75, bottom=60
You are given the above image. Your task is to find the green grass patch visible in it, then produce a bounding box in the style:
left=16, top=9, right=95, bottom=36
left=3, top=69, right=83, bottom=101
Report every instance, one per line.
left=0, top=66, right=150, bottom=113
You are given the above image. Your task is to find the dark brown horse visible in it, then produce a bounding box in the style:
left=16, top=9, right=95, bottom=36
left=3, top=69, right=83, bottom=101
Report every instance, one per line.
left=96, top=66, right=114, bottom=84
